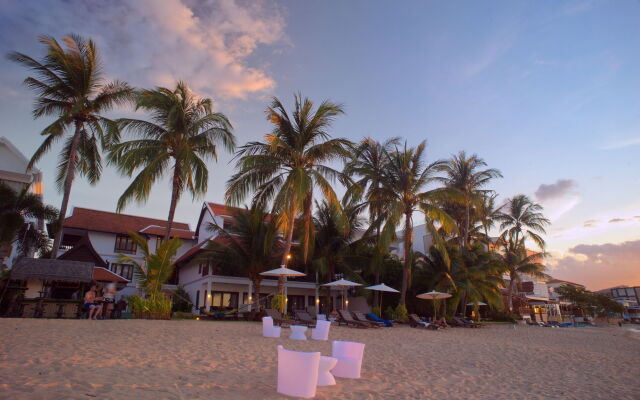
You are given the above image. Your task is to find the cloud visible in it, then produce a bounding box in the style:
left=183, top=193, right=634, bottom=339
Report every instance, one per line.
left=0, top=0, right=287, bottom=100
left=603, top=137, right=640, bottom=150
left=549, top=240, right=640, bottom=290
left=583, top=219, right=599, bottom=228
left=534, top=179, right=577, bottom=201
left=609, top=218, right=626, bottom=223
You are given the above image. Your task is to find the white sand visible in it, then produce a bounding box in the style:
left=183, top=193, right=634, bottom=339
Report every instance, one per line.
left=0, top=319, right=638, bottom=399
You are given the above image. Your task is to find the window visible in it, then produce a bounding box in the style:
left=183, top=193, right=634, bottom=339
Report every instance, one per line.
left=110, top=263, right=133, bottom=280
left=195, top=290, right=200, bottom=307
left=114, top=234, right=137, bottom=254
left=201, top=262, right=209, bottom=276
left=211, top=291, right=238, bottom=309
left=155, top=236, right=164, bottom=249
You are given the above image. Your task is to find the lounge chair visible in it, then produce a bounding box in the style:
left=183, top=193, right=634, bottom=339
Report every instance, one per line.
left=353, top=312, right=384, bottom=327
left=453, top=316, right=481, bottom=328
left=265, top=309, right=294, bottom=327
left=409, top=314, right=439, bottom=330
left=366, top=312, right=393, bottom=327
left=294, top=310, right=317, bottom=328
left=337, top=310, right=371, bottom=328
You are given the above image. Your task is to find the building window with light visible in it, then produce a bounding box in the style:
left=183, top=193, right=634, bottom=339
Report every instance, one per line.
left=114, top=234, right=137, bottom=254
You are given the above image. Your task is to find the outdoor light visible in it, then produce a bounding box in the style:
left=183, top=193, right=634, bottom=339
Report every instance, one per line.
left=287, top=254, right=292, bottom=260
left=208, top=293, right=212, bottom=298
left=196, top=317, right=200, bottom=321
left=315, top=298, right=320, bottom=304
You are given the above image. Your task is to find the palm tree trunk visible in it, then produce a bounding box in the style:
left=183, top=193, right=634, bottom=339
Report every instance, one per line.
left=164, top=164, right=181, bottom=241
left=50, top=122, right=82, bottom=259
left=464, top=196, right=470, bottom=248
left=280, top=196, right=297, bottom=266
left=507, top=278, right=516, bottom=312
left=399, top=211, right=413, bottom=305
left=301, top=193, right=313, bottom=265
left=252, top=277, right=261, bottom=317
left=373, top=224, right=381, bottom=307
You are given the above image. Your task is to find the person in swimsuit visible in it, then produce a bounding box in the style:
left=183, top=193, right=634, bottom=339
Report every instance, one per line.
left=84, top=285, right=103, bottom=320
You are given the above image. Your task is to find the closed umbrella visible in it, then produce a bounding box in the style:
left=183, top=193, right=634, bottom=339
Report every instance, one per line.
left=364, top=283, right=399, bottom=313
left=417, top=290, right=452, bottom=319
left=322, top=279, right=362, bottom=310
left=260, top=266, right=306, bottom=312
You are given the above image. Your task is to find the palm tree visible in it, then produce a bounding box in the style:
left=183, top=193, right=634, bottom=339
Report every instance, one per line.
left=8, top=34, right=133, bottom=257
left=502, top=241, right=549, bottom=311
left=118, top=232, right=183, bottom=296
left=108, top=81, right=235, bottom=240
left=226, top=93, right=351, bottom=267
left=0, top=183, right=58, bottom=258
left=438, top=151, right=502, bottom=248
left=344, top=137, right=400, bottom=303
left=496, top=194, right=550, bottom=250
left=202, top=206, right=282, bottom=313
left=378, top=141, right=456, bottom=305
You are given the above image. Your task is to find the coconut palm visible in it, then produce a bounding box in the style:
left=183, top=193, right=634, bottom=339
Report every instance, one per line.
left=0, top=183, right=58, bottom=257
left=108, top=81, right=235, bottom=240
left=202, top=206, right=283, bottom=313
left=8, top=34, right=133, bottom=256
left=344, top=137, right=400, bottom=304
left=118, top=232, right=183, bottom=296
left=496, top=194, right=550, bottom=250
left=502, top=241, right=550, bottom=311
left=378, top=141, right=456, bottom=305
left=226, top=93, right=351, bottom=267
left=438, top=151, right=502, bottom=248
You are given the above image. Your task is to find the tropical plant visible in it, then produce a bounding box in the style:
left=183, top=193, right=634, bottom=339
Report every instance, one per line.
left=378, top=141, right=456, bottom=305
left=226, top=93, right=351, bottom=267
left=437, top=151, right=502, bottom=248
left=129, top=294, right=172, bottom=318
left=8, top=34, right=133, bottom=256
left=496, top=194, right=550, bottom=250
left=172, top=286, right=193, bottom=313
left=117, top=232, right=182, bottom=296
left=108, top=81, right=235, bottom=240
left=502, top=241, right=550, bottom=311
left=554, top=285, right=625, bottom=316
left=201, top=205, right=282, bottom=313
left=344, top=137, right=400, bottom=304
left=0, top=182, right=58, bottom=257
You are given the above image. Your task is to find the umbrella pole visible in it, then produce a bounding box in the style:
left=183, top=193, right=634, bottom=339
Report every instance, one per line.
left=433, top=300, right=437, bottom=321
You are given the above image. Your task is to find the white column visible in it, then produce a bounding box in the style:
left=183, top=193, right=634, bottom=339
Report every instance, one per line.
left=248, top=280, right=253, bottom=312
left=315, top=286, right=319, bottom=314
left=206, top=279, right=212, bottom=310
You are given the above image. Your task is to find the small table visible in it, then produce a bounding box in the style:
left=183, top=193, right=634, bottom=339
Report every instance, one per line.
left=289, top=325, right=307, bottom=340
left=318, top=356, right=338, bottom=386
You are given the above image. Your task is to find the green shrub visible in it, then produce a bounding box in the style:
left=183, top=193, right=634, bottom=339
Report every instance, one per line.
left=271, top=294, right=287, bottom=313
left=130, top=294, right=172, bottom=318
left=383, top=305, right=396, bottom=320
left=172, top=286, right=193, bottom=312
left=394, top=303, right=408, bottom=323
left=372, top=306, right=381, bottom=317
left=172, top=311, right=198, bottom=320
left=487, top=310, right=518, bottom=323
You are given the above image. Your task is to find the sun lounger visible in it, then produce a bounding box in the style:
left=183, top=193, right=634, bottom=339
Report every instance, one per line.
left=353, top=312, right=384, bottom=327
left=294, top=310, right=317, bottom=328
left=409, top=314, right=439, bottom=330
left=265, top=309, right=295, bottom=327
left=366, top=313, right=393, bottom=327
left=337, top=310, right=371, bottom=328
left=453, top=316, right=481, bottom=328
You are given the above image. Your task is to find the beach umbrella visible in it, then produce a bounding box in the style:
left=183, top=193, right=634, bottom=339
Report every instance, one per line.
left=466, top=301, right=487, bottom=306
left=323, top=279, right=363, bottom=310
left=417, top=291, right=452, bottom=319
left=260, top=266, right=306, bottom=312
left=364, top=283, right=399, bottom=313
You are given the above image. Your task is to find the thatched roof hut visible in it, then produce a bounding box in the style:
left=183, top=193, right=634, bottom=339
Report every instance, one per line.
left=10, top=258, right=94, bottom=283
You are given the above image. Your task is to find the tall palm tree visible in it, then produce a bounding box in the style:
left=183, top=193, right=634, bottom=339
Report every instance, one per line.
left=226, top=93, right=351, bottom=267
left=438, top=151, right=502, bottom=248
left=378, top=141, right=456, bottom=305
left=344, top=137, right=400, bottom=304
left=8, top=34, right=133, bottom=257
left=496, top=194, right=550, bottom=250
left=118, top=232, right=183, bottom=296
left=502, top=241, right=549, bottom=311
left=202, top=206, right=282, bottom=313
left=0, top=183, right=58, bottom=257
left=108, top=81, right=235, bottom=240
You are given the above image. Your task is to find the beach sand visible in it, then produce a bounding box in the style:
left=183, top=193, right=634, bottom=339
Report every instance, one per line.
left=0, top=319, right=638, bottom=399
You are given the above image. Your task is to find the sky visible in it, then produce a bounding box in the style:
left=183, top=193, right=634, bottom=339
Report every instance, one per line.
left=0, top=0, right=638, bottom=290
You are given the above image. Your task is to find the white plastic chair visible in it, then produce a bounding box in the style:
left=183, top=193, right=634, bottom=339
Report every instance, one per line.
left=262, top=316, right=281, bottom=338
left=317, top=313, right=327, bottom=321
left=277, top=345, right=321, bottom=398
left=311, top=320, right=331, bottom=341
left=331, top=340, right=365, bottom=379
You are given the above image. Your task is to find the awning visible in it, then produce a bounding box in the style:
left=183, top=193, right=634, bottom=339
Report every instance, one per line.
left=526, top=295, right=557, bottom=303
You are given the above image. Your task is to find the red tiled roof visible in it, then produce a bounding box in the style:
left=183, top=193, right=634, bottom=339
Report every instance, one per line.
left=175, top=235, right=235, bottom=266
left=207, top=203, right=245, bottom=217
left=63, top=207, right=193, bottom=237
left=547, top=278, right=584, bottom=287
left=138, top=225, right=194, bottom=240
left=93, top=267, right=129, bottom=283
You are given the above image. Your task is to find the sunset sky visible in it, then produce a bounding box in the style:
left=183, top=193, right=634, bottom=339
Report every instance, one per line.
left=0, top=0, right=638, bottom=290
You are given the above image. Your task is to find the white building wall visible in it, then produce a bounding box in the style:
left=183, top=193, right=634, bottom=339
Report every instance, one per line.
left=391, top=224, right=433, bottom=259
